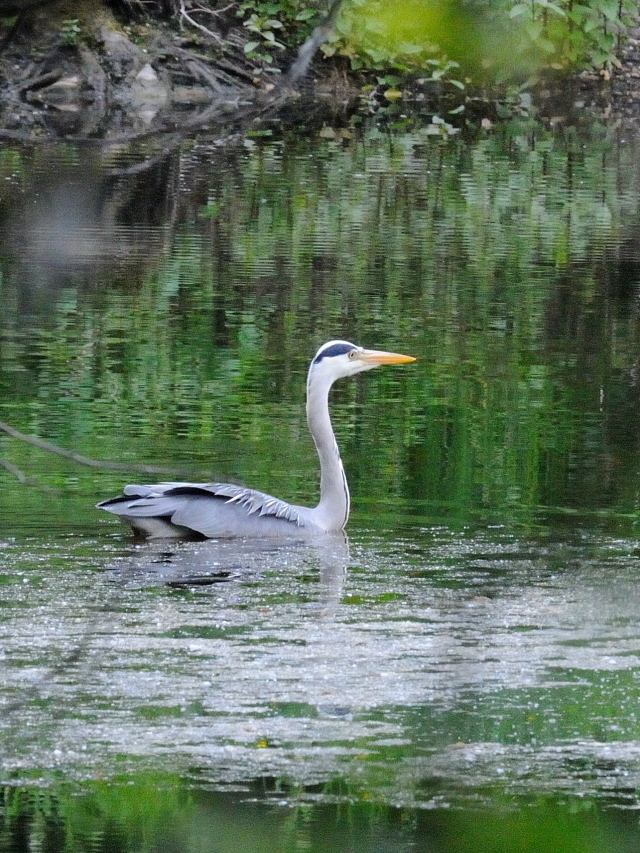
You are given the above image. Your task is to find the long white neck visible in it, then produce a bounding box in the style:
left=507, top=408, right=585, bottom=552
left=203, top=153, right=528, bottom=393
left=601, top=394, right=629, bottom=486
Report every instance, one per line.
left=306, top=371, right=350, bottom=532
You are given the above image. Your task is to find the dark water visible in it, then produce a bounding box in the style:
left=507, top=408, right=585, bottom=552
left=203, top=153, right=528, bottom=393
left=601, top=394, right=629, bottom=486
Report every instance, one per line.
left=3, top=116, right=640, bottom=851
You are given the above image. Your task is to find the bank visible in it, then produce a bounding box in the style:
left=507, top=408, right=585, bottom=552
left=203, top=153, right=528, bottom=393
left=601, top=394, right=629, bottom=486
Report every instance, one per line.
left=0, top=0, right=637, bottom=141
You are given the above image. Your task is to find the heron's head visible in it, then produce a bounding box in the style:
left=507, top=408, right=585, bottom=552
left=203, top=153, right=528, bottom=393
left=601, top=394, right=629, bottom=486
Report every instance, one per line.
left=309, top=340, right=416, bottom=386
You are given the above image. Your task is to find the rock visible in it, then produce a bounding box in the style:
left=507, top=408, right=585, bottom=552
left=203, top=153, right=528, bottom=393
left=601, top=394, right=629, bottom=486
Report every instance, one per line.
left=99, top=26, right=147, bottom=77
left=26, top=74, right=82, bottom=109
left=127, top=62, right=170, bottom=123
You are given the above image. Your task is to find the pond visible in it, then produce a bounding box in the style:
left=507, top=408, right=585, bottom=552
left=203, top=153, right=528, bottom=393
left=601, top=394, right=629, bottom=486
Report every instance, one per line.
left=2, top=111, right=640, bottom=851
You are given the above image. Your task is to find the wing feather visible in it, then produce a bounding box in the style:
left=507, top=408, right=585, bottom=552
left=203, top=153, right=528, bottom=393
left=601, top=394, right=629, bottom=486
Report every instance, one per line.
left=97, top=481, right=303, bottom=533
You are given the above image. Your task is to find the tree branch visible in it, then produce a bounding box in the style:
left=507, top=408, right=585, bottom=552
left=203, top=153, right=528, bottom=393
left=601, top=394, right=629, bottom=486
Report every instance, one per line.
left=0, top=458, right=61, bottom=492
left=0, top=419, right=180, bottom=475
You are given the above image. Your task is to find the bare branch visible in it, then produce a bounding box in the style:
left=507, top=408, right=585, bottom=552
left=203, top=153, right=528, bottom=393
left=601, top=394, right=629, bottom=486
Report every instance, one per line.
left=284, top=0, right=345, bottom=86
left=179, top=0, right=224, bottom=43
left=0, top=458, right=61, bottom=493
left=0, top=419, right=180, bottom=475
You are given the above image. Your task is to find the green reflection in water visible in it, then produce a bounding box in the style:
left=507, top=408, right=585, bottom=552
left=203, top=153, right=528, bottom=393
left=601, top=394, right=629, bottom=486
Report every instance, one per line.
left=0, top=121, right=639, bottom=539
left=1, top=778, right=637, bottom=853
left=1, top=122, right=640, bottom=535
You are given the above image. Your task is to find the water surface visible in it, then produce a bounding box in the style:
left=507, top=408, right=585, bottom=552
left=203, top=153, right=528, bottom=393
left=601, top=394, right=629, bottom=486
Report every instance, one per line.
left=2, top=115, right=640, bottom=850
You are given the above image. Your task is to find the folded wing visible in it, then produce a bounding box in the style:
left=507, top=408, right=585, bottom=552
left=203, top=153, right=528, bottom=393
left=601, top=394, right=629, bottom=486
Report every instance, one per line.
left=97, top=482, right=308, bottom=538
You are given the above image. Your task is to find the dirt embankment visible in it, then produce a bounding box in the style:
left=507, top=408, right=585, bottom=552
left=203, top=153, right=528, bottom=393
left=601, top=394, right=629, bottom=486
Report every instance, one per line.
left=0, top=0, right=301, bottom=140
left=1, top=0, right=639, bottom=142
left=610, top=26, right=640, bottom=123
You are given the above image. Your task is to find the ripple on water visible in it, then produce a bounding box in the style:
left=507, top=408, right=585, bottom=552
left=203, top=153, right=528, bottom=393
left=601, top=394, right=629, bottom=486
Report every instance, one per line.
left=2, top=528, right=640, bottom=806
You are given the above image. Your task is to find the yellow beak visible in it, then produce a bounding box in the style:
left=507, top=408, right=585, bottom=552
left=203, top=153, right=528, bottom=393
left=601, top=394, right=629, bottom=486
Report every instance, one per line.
left=360, top=348, right=416, bottom=366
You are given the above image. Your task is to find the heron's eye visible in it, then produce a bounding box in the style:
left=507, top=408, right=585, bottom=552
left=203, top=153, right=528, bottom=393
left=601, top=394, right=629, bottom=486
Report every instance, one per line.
left=348, top=350, right=357, bottom=359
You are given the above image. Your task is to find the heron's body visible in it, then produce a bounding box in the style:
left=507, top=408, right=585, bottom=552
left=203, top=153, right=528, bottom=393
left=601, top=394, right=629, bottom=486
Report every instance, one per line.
left=97, top=340, right=415, bottom=538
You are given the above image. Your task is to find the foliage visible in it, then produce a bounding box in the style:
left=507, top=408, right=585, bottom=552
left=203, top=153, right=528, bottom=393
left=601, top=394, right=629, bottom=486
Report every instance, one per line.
left=237, top=0, right=321, bottom=65
left=508, top=0, right=637, bottom=70
left=321, top=0, right=482, bottom=72
left=60, top=18, right=82, bottom=47
left=235, top=0, right=635, bottom=82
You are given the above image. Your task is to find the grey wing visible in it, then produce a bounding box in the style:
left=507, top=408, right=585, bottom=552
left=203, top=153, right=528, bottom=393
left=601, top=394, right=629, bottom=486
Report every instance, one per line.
left=97, top=482, right=209, bottom=518
left=207, top=483, right=303, bottom=523
left=96, top=482, right=306, bottom=538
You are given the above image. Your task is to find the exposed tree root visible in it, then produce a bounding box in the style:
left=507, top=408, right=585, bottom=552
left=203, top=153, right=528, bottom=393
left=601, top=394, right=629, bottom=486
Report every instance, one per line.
left=0, top=0, right=347, bottom=144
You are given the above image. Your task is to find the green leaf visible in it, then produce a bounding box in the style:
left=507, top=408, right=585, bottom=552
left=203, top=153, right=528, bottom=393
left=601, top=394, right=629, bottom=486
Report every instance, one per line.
left=533, top=0, right=566, bottom=11
left=399, top=42, right=424, bottom=54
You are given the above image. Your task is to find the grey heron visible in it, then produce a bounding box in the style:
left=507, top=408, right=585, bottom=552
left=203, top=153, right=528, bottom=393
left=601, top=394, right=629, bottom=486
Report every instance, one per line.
left=97, top=340, right=416, bottom=538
